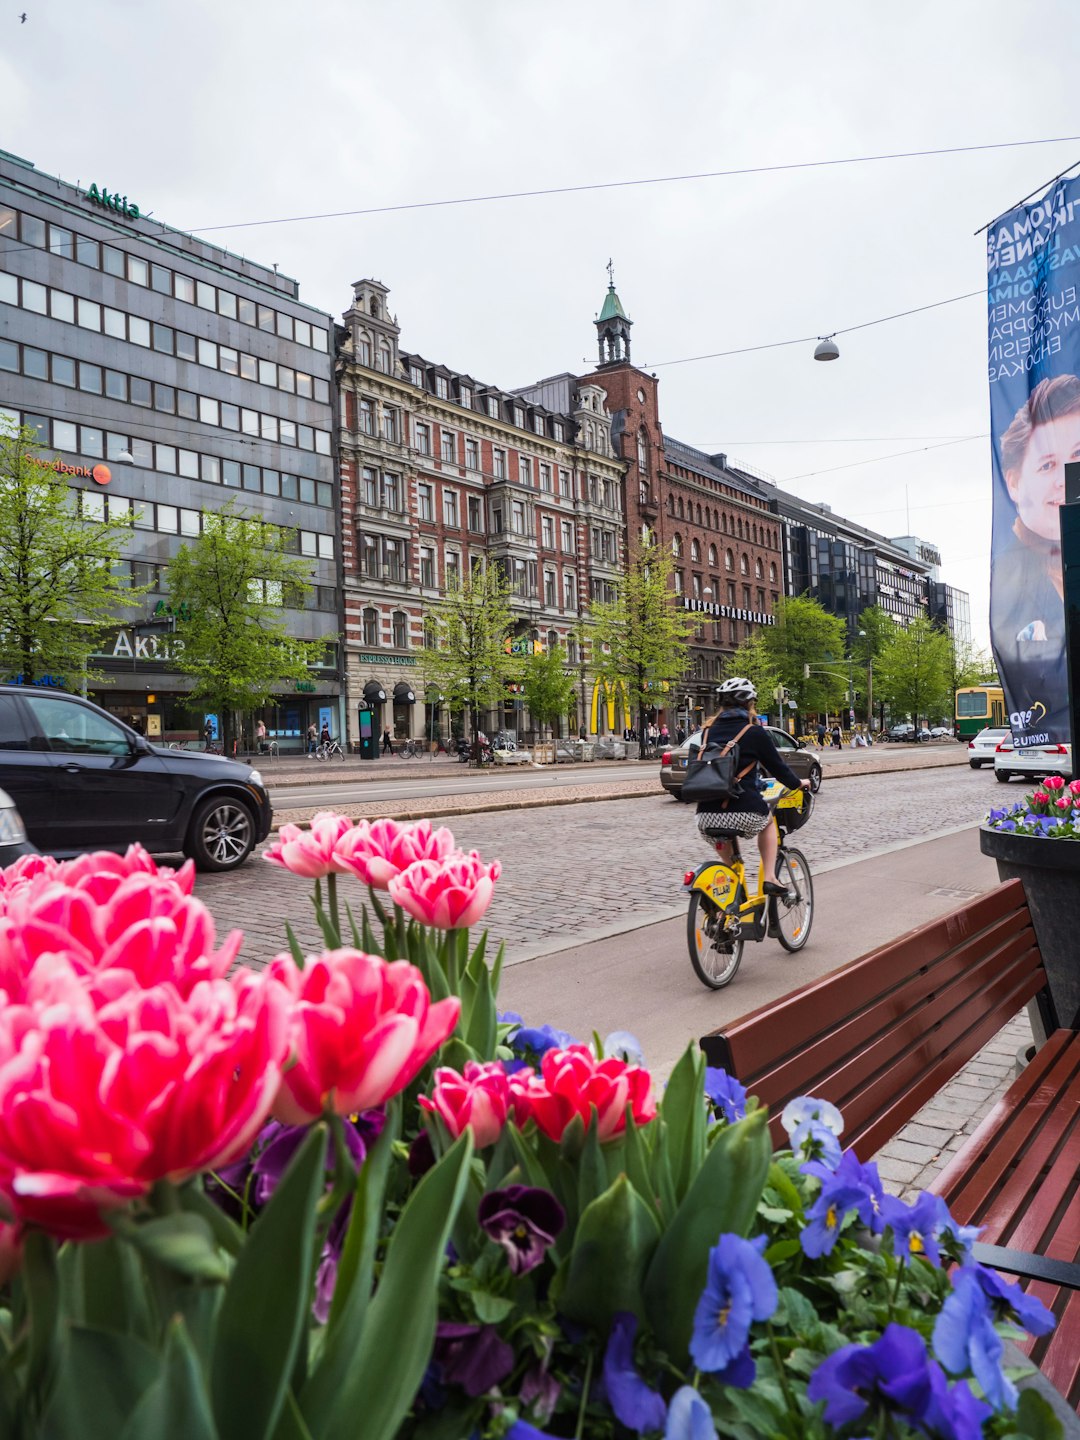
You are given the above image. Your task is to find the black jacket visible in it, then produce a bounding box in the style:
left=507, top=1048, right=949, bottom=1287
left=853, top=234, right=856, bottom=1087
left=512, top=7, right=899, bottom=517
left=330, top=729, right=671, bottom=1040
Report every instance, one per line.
left=691, top=713, right=802, bottom=815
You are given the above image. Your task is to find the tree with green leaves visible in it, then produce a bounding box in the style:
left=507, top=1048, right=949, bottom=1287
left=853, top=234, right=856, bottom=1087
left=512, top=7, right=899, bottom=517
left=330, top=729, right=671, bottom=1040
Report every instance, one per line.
left=875, top=616, right=954, bottom=728
left=523, top=641, right=575, bottom=741
left=421, top=566, right=519, bottom=751
left=0, top=423, right=141, bottom=687
left=588, top=535, right=695, bottom=753
left=168, top=504, right=326, bottom=750
left=731, top=596, right=848, bottom=718
left=852, top=606, right=898, bottom=727
left=726, top=629, right=784, bottom=717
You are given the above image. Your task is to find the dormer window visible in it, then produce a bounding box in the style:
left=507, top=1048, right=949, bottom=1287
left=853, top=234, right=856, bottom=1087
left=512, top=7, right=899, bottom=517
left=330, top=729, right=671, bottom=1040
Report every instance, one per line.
left=553, top=422, right=563, bottom=442
left=459, top=386, right=472, bottom=409
left=487, top=396, right=499, bottom=419
left=533, top=415, right=545, bottom=436
left=435, top=375, right=450, bottom=400
left=409, top=365, right=424, bottom=388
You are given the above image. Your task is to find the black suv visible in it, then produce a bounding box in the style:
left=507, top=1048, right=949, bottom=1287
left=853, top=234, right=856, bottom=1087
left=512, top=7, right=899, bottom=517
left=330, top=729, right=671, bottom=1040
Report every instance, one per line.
left=0, top=686, right=272, bottom=871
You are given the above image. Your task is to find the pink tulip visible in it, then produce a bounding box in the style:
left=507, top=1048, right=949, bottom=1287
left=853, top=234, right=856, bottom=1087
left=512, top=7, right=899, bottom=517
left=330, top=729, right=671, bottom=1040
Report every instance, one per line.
left=1044, top=775, right=1066, bottom=792
left=387, top=852, right=502, bottom=929
left=1069, top=780, right=1080, bottom=798
left=420, top=1061, right=511, bottom=1147
left=264, top=811, right=355, bottom=879
left=334, top=818, right=457, bottom=890
left=0, top=961, right=292, bottom=1239
left=267, top=949, right=460, bottom=1123
left=510, top=1045, right=656, bottom=1144
left=1055, top=797, right=1072, bottom=811
left=0, top=1221, right=22, bottom=1285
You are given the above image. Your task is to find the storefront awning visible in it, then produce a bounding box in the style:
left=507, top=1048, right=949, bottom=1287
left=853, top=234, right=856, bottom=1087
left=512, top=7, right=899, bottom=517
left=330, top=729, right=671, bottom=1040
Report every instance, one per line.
left=393, top=682, right=416, bottom=703
left=363, top=681, right=387, bottom=703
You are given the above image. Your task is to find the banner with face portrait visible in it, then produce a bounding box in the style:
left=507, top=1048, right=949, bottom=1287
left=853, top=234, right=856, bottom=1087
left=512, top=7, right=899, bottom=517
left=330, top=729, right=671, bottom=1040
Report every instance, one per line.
left=988, top=176, right=1080, bottom=748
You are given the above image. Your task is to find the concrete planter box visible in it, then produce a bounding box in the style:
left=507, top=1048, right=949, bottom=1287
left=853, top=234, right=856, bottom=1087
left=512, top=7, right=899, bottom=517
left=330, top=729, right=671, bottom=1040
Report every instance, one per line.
left=980, top=826, right=1080, bottom=1031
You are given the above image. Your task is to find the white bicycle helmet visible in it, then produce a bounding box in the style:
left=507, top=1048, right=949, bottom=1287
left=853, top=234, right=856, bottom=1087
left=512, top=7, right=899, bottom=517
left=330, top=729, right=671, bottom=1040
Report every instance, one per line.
left=715, top=676, right=757, bottom=704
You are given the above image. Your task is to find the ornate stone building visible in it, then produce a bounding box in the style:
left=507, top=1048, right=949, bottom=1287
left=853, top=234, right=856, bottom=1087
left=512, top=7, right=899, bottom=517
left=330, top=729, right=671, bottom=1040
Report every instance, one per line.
left=336, top=281, right=627, bottom=745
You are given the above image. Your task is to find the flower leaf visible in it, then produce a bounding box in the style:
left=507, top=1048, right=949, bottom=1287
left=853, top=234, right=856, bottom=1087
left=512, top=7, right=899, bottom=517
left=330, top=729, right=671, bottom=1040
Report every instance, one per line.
left=558, top=1174, right=661, bottom=1332
left=116, top=1317, right=217, bottom=1440
left=643, top=1108, right=772, bottom=1363
left=661, top=1045, right=708, bottom=1205
left=110, top=1213, right=230, bottom=1284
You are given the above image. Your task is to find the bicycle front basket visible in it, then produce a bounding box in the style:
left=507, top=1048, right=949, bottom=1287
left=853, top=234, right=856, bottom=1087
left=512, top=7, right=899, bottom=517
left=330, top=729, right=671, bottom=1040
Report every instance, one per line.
left=776, top=790, right=813, bottom=834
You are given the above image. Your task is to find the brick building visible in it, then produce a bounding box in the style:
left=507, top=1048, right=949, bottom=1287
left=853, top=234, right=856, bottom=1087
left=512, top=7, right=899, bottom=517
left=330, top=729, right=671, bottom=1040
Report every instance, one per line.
left=580, top=278, right=782, bottom=730
left=336, top=280, right=627, bottom=746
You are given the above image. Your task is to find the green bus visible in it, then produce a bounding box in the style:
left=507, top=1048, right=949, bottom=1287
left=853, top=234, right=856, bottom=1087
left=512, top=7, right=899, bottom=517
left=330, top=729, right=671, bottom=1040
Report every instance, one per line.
left=955, top=685, right=1005, bottom=740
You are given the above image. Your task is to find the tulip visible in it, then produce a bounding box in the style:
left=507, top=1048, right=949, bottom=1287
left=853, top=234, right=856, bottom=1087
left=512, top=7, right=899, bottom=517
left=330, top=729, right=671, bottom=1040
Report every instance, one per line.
left=421, top=1061, right=511, bottom=1147
left=1069, top=779, right=1080, bottom=797
left=1044, top=775, right=1066, bottom=792
left=333, top=817, right=457, bottom=890
left=388, top=852, right=502, bottom=930
left=0, top=961, right=293, bottom=1239
left=510, top=1045, right=656, bottom=1144
left=264, top=811, right=355, bottom=879
left=268, top=949, right=460, bottom=1123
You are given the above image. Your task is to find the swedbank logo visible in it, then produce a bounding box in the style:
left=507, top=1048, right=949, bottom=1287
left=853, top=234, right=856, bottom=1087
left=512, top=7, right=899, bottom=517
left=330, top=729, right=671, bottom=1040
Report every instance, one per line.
left=28, top=456, right=111, bottom=485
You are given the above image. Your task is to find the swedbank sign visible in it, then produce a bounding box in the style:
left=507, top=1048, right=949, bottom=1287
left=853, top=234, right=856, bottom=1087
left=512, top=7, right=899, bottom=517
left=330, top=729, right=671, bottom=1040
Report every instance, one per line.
left=85, top=184, right=140, bottom=221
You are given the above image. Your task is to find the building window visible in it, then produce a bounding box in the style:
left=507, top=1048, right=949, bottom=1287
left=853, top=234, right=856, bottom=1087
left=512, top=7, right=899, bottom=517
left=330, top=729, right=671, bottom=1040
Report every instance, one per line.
left=755, top=558, right=764, bottom=579
left=435, top=375, right=449, bottom=399
left=493, top=448, right=507, bottom=479
left=384, top=537, right=406, bottom=581
left=563, top=571, right=576, bottom=608
left=417, top=483, right=434, bottom=521
left=518, top=456, right=531, bottom=486
left=674, top=570, right=684, bottom=595
left=383, top=473, right=402, bottom=511
left=511, top=500, right=527, bottom=536
left=540, top=463, right=552, bottom=493
left=441, top=429, right=456, bottom=464
left=392, top=612, right=408, bottom=649
left=361, top=467, right=378, bottom=506
left=487, top=396, right=499, bottom=419
left=459, top=385, right=472, bottom=409
left=446, top=552, right=461, bottom=586
left=533, top=415, right=545, bottom=436
left=409, top=364, right=424, bottom=387
left=558, top=468, right=570, bottom=496
left=553, top=422, right=564, bottom=443
left=382, top=408, right=399, bottom=443
left=709, top=544, right=718, bottom=567
left=468, top=495, right=483, bottom=531
left=414, top=421, right=431, bottom=455
left=672, top=534, right=682, bottom=558
left=691, top=538, right=701, bottom=562
left=544, top=570, right=557, bottom=606
left=637, top=429, right=649, bottom=473
left=377, top=343, right=392, bottom=374
left=443, top=489, right=459, bottom=528
left=513, top=406, right=525, bottom=428
left=726, top=549, right=734, bottom=571
left=362, top=608, right=378, bottom=645
left=492, top=505, right=503, bottom=534
left=561, top=520, right=574, bottom=553
left=567, top=633, right=578, bottom=663
left=541, top=515, right=555, bottom=549
left=465, top=438, right=479, bottom=470
left=419, top=546, right=435, bottom=587
left=769, top=562, right=778, bottom=583
left=740, top=553, right=749, bottom=575
left=692, top=574, right=702, bottom=599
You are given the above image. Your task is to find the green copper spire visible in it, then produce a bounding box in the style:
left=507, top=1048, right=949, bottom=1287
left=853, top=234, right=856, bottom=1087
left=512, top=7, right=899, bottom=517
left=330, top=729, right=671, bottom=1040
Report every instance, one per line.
left=595, top=260, right=633, bottom=366
left=598, top=258, right=628, bottom=321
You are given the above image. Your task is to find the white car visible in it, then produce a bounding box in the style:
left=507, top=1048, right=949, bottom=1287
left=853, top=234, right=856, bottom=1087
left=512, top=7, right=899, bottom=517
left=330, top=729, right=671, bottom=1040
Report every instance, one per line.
left=993, top=738, right=1073, bottom=784
left=968, top=726, right=1010, bottom=768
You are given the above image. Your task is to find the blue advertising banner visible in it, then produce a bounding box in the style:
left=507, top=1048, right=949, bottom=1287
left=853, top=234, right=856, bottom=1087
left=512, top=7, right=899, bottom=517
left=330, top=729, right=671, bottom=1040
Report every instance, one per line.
left=988, top=176, right=1080, bottom=748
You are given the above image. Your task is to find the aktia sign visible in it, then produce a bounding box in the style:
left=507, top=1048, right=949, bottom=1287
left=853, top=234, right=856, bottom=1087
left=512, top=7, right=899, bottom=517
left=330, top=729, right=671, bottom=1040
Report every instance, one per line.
left=85, top=184, right=140, bottom=221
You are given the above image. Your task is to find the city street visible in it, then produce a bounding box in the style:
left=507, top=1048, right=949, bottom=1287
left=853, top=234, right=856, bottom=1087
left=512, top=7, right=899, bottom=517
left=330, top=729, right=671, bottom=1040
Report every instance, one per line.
left=197, top=761, right=1003, bottom=1003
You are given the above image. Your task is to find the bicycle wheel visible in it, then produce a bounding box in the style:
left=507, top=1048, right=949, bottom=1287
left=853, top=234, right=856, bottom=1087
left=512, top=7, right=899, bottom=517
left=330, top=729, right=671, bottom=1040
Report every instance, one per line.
left=687, top=890, right=744, bottom=990
left=771, top=846, right=814, bottom=952
left=334, top=743, right=345, bottom=761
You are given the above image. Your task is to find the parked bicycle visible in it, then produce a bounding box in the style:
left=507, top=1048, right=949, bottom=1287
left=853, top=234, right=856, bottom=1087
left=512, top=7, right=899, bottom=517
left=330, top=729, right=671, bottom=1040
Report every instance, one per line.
left=397, top=738, right=424, bottom=759
left=683, top=783, right=815, bottom=990
left=313, top=737, right=345, bottom=762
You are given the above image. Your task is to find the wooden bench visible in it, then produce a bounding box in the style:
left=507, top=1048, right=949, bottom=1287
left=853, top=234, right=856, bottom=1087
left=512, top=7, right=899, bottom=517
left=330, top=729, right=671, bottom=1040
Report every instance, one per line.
left=699, top=878, right=1080, bottom=1411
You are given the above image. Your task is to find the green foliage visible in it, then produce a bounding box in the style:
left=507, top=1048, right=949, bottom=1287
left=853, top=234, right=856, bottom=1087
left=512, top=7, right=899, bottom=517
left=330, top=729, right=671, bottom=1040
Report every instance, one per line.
left=852, top=605, right=897, bottom=667
left=588, top=535, right=695, bottom=735
left=421, top=567, right=519, bottom=736
left=876, top=615, right=955, bottom=724
left=168, top=503, right=326, bottom=744
left=0, top=423, right=141, bottom=685
left=734, top=595, right=848, bottom=713
left=522, top=642, right=575, bottom=737
left=950, top=639, right=998, bottom=694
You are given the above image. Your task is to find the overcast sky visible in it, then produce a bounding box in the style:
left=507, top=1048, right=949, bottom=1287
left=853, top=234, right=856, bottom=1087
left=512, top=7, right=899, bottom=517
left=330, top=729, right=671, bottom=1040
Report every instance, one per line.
left=4, top=0, right=1079, bottom=648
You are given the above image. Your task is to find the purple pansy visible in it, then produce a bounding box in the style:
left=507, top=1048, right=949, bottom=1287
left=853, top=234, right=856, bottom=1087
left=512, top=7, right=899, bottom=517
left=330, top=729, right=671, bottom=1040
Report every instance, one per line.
left=664, top=1386, right=718, bottom=1440
left=969, top=1262, right=1055, bottom=1336
left=508, top=1023, right=576, bottom=1064
left=434, top=1322, right=515, bottom=1397
left=477, top=1185, right=566, bottom=1276
left=801, top=1180, right=870, bottom=1258
left=923, top=1363, right=993, bottom=1440
left=808, top=1323, right=934, bottom=1427
left=803, top=1149, right=885, bottom=1234
left=881, top=1191, right=946, bottom=1267
left=519, top=1364, right=561, bottom=1424
left=602, top=1313, right=667, bottom=1434
left=932, top=1267, right=1015, bottom=1411
left=780, top=1096, right=844, bottom=1167
left=689, top=1234, right=777, bottom=1383
left=703, top=1067, right=748, bottom=1123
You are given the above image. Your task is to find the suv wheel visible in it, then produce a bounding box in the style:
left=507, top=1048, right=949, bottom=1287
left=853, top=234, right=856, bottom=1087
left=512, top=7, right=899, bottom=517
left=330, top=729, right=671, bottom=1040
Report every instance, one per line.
left=186, top=795, right=256, bottom=871
left=807, top=763, right=822, bottom=794
left=994, top=770, right=1012, bottom=784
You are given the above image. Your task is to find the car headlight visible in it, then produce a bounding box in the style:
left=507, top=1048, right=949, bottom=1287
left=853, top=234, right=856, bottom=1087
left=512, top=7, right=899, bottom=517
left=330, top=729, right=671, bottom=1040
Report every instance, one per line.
left=0, top=806, right=27, bottom=844
left=247, top=769, right=264, bottom=789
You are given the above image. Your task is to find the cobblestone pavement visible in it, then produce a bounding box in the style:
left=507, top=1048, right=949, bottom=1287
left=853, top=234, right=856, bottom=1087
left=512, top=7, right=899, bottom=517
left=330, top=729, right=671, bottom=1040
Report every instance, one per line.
left=196, top=762, right=1001, bottom=966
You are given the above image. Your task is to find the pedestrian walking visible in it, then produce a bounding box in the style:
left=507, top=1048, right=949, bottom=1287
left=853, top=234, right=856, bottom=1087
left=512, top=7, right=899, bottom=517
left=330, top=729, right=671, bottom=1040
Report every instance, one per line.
left=816, top=720, right=826, bottom=746
left=306, top=722, right=317, bottom=754
left=381, top=726, right=393, bottom=755
left=831, top=723, right=842, bottom=749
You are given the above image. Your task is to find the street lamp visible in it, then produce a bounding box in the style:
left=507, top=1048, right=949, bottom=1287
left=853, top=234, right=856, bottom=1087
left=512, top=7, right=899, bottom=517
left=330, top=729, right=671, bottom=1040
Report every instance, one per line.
left=813, top=335, right=840, bottom=362
left=858, top=629, right=874, bottom=731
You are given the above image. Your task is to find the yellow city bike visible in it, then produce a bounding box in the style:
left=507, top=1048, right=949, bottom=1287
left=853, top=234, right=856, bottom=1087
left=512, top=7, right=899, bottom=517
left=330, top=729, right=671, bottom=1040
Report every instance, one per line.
left=683, top=784, right=814, bottom=990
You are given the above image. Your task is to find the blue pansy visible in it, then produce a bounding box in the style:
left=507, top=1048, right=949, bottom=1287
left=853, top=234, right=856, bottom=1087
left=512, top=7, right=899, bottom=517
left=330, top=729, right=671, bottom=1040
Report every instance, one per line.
left=880, top=1191, right=945, bottom=1267
left=803, top=1149, right=885, bottom=1234
left=664, top=1386, right=718, bottom=1440
left=923, top=1362, right=993, bottom=1440
left=604, top=1030, right=646, bottom=1065
left=780, top=1096, right=844, bottom=1167
left=808, top=1323, right=933, bottom=1427
left=509, top=1023, right=576, bottom=1064
left=689, top=1233, right=777, bottom=1382
left=936, top=1209, right=983, bottom=1266
left=800, top=1181, right=869, bottom=1258
left=602, top=1312, right=667, bottom=1434
left=506, top=1423, right=557, bottom=1440
left=932, top=1267, right=1015, bottom=1411
left=969, top=1262, right=1056, bottom=1336
left=703, top=1067, right=748, bottom=1123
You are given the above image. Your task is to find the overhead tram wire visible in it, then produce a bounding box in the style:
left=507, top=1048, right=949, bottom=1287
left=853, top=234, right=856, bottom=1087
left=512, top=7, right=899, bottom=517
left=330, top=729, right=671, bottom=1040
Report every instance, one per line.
left=183, top=135, right=1080, bottom=236
left=779, top=435, right=987, bottom=485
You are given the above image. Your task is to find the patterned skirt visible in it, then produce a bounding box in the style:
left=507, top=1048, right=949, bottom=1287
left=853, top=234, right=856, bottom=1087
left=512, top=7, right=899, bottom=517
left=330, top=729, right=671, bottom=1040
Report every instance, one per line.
left=697, top=808, right=770, bottom=838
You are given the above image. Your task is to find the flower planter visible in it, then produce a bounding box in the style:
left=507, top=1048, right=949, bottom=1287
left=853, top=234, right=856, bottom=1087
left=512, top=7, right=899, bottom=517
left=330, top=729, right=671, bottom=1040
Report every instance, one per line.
left=980, top=825, right=1080, bottom=1033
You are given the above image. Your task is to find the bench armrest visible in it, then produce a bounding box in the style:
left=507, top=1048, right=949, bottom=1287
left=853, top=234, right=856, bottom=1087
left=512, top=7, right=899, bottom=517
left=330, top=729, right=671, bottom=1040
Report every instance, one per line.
left=972, top=1242, right=1080, bottom=1291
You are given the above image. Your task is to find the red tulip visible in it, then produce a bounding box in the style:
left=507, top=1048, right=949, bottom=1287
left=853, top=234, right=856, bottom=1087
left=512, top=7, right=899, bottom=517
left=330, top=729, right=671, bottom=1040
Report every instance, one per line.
left=264, top=811, right=355, bottom=879
left=510, top=1045, right=656, bottom=1144
left=267, top=949, right=460, bottom=1123
left=0, top=961, right=292, bottom=1239
left=387, top=852, right=502, bottom=930
left=1044, top=775, right=1066, bottom=792
left=420, top=1061, right=511, bottom=1147
left=333, top=818, right=457, bottom=890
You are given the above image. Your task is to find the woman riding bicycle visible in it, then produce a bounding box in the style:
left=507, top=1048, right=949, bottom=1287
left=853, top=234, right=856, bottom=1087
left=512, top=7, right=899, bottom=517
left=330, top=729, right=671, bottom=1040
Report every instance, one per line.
left=691, top=677, right=811, bottom=896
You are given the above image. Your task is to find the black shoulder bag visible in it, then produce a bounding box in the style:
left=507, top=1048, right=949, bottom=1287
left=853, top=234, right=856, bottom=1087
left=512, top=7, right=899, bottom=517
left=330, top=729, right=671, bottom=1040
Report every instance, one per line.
left=681, top=723, right=755, bottom=804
